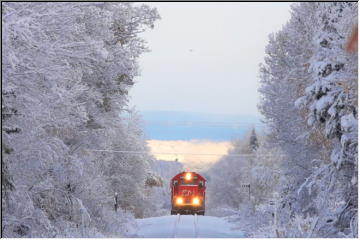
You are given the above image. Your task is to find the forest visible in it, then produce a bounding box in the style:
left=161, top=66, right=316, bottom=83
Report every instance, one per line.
left=2, top=2, right=164, bottom=237
left=2, top=2, right=358, bottom=238
left=206, top=2, right=358, bottom=237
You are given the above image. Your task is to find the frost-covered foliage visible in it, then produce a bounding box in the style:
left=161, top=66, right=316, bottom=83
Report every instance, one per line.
left=249, top=129, right=259, bottom=151
left=206, top=3, right=357, bottom=238
left=259, top=2, right=357, bottom=237
left=206, top=136, right=254, bottom=211
left=147, top=160, right=184, bottom=216
left=206, top=131, right=285, bottom=237
left=2, top=2, right=160, bottom=237
left=206, top=130, right=278, bottom=208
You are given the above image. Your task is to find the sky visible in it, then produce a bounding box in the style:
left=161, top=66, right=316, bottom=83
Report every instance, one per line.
left=129, top=2, right=292, bottom=117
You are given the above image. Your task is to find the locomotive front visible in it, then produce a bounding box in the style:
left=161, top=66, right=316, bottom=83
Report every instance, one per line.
left=170, top=172, right=206, bottom=215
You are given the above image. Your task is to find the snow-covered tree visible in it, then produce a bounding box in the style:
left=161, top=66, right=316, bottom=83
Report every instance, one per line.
left=147, top=159, right=184, bottom=216
left=206, top=131, right=280, bottom=212
left=294, top=3, right=358, bottom=237
left=249, top=128, right=259, bottom=151
left=2, top=2, right=160, bottom=237
left=259, top=2, right=357, bottom=237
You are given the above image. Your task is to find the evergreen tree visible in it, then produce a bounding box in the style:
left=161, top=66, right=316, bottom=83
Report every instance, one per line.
left=249, top=128, right=259, bottom=151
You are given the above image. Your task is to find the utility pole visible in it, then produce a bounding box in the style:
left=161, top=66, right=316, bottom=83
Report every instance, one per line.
left=273, top=192, right=280, bottom=237
left=114, top=192, right=118, bottom=212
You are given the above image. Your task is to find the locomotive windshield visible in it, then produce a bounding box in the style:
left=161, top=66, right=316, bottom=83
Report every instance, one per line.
left=180, top=179, right=198, bottom=185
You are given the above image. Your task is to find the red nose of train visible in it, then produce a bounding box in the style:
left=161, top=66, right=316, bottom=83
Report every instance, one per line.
left=170, top=171, right=206, bottom=215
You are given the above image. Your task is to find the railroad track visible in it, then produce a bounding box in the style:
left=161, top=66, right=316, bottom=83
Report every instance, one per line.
left=172, top=213, right=181, bottom=238
left=172, top=214, right=198, bottom=238
left=193, top=213, right=198, bottom=238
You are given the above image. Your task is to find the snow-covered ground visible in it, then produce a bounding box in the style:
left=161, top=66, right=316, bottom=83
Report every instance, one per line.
left=128, top=214, right=245, bottom=238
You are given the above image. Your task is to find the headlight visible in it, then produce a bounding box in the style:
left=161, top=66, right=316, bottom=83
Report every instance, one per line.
left=176, top=197, right=183, bottom=205
left=185, top=172, right=192, bottom=180
left=192, top=197, right=200, bottom=205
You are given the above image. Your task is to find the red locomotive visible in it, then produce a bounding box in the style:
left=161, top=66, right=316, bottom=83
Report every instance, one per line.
left=170, top=171, right=206, bottom=215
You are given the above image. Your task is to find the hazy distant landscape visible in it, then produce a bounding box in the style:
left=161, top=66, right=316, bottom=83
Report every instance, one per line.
left=142, top=111, right=263, bottom=171
left=147, top=139, right=231, bottom=172
left=141, top=111, right=264, bottom=140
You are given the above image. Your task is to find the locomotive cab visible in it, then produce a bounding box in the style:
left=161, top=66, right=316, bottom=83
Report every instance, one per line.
left=170, top=171, right=206, bottom=215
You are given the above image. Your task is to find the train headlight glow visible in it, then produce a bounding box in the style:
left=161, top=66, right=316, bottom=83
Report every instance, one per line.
left=176, top=197, right=183, bottom=205
left=185, top=172, right=192, bottom=181
left=192, top=197, right=200, bottom=205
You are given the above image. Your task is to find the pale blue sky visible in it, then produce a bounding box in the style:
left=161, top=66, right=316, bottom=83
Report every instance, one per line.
left=129, top=2, right=292, bottom=117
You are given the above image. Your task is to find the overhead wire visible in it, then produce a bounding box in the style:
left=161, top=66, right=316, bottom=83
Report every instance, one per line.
left=85, top=149, right=285, bottom=157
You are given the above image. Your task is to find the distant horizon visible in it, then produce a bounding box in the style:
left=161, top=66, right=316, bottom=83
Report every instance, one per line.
left=139, top=109, right=263, bottom=117
left=138, top=110, right=265, bottom=141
